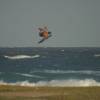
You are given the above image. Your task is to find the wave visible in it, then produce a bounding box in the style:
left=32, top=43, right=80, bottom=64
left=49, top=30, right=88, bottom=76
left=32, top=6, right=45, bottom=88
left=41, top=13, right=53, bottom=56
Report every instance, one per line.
left=15, top=73, right=44, bottom=78
left=4, top=54, right=40, bottom=60
left=61, top=49, right=65, bottom=52
left=31, top=70, right=100, bottom=76
left=94, top=54, right=100, bottom=57
left=0, top=79, right=100, bottom=87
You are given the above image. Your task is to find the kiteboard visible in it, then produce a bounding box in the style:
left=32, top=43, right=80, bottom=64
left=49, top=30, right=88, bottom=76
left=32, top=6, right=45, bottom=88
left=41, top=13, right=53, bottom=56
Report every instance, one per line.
left=38, top=34, right=52, bottom=44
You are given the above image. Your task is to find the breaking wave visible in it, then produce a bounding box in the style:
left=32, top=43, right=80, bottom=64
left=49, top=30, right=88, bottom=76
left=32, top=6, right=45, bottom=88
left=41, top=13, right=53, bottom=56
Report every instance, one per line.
left=31, top=70, right=100, bottom=76
left=15, top=73, right=44, bottom=78
left=4, top=54, right=40, bottom=60
left=0, top=79, right=100, bottom=87
left=94, top=54, right=100, bottom=57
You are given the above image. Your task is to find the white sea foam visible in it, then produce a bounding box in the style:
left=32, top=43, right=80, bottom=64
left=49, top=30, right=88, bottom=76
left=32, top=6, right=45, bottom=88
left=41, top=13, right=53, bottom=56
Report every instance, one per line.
left=35, top=79, right=100, bottom=87
left=15, top=73, right=44, bottom=78
left=0, top=79, right=100, bottom=87
left=31, top=70, right=100, bottom=76
left=94, top=54, right=100, bottom=57
left=4, top=54, right=40, bottom=60
left=61, top=49, right=65, bottom=52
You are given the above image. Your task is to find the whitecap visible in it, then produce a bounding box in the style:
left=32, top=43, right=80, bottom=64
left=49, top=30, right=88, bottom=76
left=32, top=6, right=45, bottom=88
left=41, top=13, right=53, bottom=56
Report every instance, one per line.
left=61, top=49, right=65, bottom=52
left=94, top=54, right=100, bottom=57
left=4, top=54, right=40, bottom=60
left=15, top=73, right=44, bottom=78
left=31, top=70, right=100, bottom=76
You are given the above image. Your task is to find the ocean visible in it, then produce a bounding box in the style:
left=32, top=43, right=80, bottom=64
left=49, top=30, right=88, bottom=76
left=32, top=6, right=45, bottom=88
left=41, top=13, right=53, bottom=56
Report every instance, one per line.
left=0, top=47, right=100, bottom=87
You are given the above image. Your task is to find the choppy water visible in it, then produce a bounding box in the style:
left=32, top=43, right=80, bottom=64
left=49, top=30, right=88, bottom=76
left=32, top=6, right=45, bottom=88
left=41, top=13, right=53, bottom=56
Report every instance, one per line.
left=0, top=47, right=100, bottom=87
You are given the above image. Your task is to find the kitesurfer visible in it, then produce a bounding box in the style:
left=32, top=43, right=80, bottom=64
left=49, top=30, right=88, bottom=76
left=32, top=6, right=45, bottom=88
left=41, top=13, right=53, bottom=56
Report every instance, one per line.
left=38, top=27, right=51, bottom=39
left=38, top=26, right=52, bottom=43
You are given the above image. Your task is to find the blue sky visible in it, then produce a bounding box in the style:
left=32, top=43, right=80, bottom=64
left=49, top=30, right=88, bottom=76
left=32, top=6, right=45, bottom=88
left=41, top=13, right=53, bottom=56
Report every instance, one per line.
left=0, top=0, right=100, bottom=47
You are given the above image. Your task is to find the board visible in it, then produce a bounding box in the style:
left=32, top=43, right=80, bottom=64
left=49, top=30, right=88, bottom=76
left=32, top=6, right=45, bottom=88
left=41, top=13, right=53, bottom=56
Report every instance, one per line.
left=38, top=34, right=52, bottom=44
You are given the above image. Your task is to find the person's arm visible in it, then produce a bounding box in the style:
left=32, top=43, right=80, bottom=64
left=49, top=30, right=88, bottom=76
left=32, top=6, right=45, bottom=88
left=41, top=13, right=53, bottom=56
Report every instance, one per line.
left=38, top=28, right=44, bottom=33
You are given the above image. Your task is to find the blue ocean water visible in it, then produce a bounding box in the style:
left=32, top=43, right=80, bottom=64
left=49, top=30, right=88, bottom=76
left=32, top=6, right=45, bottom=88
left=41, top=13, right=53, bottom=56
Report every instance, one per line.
left=0, top=47, right=100, bottom=86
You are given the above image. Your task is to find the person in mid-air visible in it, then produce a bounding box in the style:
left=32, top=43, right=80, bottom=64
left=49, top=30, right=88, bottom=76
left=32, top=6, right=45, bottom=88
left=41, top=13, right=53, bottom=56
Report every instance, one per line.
left=38, top=26, right=52, bottom=43
left=38, top=26, right=51, bottom=39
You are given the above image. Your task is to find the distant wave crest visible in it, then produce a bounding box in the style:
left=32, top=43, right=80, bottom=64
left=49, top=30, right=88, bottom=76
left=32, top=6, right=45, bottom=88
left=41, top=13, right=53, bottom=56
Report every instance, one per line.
left=94, top=54, right=100, bottom=57
left=15, top=73, right=44, bottom=78
left=0, top=79, right=100, bottom=87
left=4, top=54, right=40, bottom=60
left=31, top=70, right=100, bottom=76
